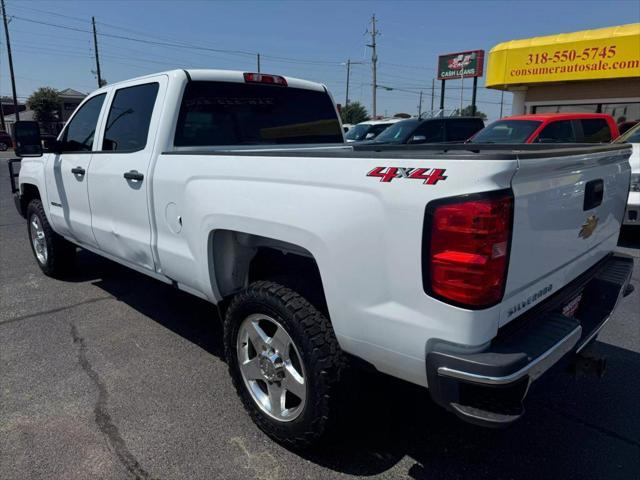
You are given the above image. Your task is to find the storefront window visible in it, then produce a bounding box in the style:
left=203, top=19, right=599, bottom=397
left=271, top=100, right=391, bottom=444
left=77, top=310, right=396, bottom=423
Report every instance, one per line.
left=533, top=104, right=598, bottom=114
left=532, top=102, right=640, bottom=122
left=600, top=103, right=640, bottom=123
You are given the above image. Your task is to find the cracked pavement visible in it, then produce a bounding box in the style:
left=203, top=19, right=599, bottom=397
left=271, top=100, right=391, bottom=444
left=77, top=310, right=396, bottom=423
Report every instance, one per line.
left=1, top=152, right=639, bottom=479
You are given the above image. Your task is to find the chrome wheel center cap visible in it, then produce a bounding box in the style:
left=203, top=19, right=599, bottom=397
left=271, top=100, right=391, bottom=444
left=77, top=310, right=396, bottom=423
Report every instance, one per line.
left=259, top=350, right=284, bottom=382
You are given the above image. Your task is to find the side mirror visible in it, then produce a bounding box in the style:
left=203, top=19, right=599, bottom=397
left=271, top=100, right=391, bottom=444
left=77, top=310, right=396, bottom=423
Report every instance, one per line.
left=408, top=135, right=427, bottom=144
left=14, top=121, right=43, bottom=157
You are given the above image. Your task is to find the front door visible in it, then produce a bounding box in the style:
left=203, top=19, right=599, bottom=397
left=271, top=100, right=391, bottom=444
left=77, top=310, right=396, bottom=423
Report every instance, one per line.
left=88, top=79, right=164, bottom=272
left=45, top=93, right=107, bottom=247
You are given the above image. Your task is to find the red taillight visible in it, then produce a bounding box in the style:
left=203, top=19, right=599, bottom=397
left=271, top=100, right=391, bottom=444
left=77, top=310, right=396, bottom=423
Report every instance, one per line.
left=425, top=191, right=513, bottom=308
left=243, top=72, right=288, bottom=86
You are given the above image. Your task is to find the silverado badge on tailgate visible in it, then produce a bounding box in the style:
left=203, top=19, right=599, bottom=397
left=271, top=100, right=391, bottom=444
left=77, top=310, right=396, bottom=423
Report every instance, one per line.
left=579, top=215, right=599, bottom=239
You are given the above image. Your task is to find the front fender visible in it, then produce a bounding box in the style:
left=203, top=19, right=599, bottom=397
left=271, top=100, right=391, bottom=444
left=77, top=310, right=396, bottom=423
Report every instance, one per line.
left=18, top=156, right=51, bottom=222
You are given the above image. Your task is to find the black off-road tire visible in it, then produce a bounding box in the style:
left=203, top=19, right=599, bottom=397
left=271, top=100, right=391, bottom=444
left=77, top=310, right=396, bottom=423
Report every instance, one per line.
left=26, top=199, right=75, bottom=277
left=224, top=281, right=344, bottom=448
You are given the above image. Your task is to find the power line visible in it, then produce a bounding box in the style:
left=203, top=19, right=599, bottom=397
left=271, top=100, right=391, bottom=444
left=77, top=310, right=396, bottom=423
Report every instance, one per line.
left=380, top=61, right=435, bottom=72
left=11, top=15, right=347, bottom=67
left=12, top=16, right=256, bottom=57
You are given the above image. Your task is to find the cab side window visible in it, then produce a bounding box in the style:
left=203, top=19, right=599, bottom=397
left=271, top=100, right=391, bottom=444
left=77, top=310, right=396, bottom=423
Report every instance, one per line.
left=101, top=83, right=159, bottom=152
left=580, top=119, right=612, bottom=143
left=412, top=120, right=444, bottom=143
left=60, top=94, right=106, bottom=152
left=536, top=120, right=576, bottom=143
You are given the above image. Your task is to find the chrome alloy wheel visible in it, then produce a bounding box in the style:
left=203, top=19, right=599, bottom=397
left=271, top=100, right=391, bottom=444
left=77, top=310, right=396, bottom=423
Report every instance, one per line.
left=236, top=313, right=306, bottom=422
left=30, top=214, right=48, bottom=265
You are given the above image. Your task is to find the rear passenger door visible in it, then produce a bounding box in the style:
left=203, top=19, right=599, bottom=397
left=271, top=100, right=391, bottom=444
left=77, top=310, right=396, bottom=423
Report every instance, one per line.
left=88, top=77, right=165, bottom=271
left=534, top=120, right=577, bottom=143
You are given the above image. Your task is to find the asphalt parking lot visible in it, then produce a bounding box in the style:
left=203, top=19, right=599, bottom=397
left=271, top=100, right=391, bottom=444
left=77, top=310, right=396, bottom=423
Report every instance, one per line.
left=1, top=150, right=639, bottom=480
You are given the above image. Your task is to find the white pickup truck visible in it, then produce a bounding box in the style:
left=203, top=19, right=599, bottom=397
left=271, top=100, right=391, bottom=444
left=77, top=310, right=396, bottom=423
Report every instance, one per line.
left=9, top=69, right=635, bottom=447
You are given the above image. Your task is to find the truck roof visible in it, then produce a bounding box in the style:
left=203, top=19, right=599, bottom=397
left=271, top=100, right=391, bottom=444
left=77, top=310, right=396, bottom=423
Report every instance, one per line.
left=92, top=69, right=327, bottom=94
left=356, top=118, right=405, bottom=126
left=505, top=113, right=615, bottom=121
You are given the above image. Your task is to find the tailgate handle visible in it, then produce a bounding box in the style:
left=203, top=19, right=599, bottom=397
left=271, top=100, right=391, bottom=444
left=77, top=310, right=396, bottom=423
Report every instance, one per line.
left=584, top=179, right=603, bottom=211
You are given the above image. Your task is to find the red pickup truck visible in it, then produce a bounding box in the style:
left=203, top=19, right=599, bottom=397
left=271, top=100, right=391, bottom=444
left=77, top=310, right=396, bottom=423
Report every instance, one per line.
left=469, top=113, right=619, bottom=144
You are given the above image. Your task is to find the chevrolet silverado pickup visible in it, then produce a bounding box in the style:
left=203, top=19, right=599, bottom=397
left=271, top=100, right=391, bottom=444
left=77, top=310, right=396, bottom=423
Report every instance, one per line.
left=9, top=69, right=635, bottom=447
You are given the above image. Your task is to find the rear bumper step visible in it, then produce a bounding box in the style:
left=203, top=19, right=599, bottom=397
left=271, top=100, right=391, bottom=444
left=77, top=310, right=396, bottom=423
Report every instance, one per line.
left=426, top=253, right=634, bottom=427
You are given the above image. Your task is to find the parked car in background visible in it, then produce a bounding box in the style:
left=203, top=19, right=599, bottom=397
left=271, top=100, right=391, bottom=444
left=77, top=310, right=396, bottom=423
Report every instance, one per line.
left=367, top=117, right=484, bottom=145
left=342, top=123, right=354, bottom=133
left=469, top=113, right=619, bottom=144
left=614, top=122, right=640, bottom=226
left=0, top=130, right=13, bottom=151
left=344, top=118, right=402, bottom=142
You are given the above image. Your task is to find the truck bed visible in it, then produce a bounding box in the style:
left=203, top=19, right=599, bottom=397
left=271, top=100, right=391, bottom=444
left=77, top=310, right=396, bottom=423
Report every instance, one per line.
left=162, top=142, right=632, bottom=160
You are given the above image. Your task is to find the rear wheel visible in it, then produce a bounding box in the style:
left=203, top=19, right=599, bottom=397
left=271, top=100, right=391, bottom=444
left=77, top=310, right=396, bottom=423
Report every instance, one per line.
left=224, top=281, right=343, bottom=448
left=27, top=199, right=75, bottom=277
left=0, top=142, right=8, bottom=151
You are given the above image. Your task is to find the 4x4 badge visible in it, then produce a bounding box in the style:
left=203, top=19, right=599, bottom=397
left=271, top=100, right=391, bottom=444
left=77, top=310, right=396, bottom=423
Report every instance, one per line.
left=579, top=215, right=599, bottom=239
left=367, top=167, right=447, bottom=185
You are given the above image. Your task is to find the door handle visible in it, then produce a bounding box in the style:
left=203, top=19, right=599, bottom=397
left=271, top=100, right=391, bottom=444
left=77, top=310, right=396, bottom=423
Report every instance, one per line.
left=71, top=166, right=85, bottom=175
left=123, top=170, right=144, bottom=181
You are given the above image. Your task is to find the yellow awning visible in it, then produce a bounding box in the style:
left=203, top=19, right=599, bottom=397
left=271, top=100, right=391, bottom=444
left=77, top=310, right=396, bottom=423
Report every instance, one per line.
left=486, top=23, right=640, bottom=89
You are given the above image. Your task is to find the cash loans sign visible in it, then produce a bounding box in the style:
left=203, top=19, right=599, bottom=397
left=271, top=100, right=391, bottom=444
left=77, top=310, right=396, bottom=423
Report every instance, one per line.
left=437, top=50, right=485, bottom=80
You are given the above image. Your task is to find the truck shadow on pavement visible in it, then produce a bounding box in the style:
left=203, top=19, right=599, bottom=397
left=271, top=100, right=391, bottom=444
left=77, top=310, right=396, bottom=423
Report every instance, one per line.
left=67, top=249, right=640, bottom=480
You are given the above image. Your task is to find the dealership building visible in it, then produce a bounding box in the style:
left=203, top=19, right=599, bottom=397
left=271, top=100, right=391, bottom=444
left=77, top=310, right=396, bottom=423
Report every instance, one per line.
left=486, top=23, right=640, bottom=121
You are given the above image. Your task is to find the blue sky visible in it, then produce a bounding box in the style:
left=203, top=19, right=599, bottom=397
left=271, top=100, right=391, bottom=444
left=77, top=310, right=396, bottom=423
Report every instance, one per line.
left=1, top=0, right=639, bottom=121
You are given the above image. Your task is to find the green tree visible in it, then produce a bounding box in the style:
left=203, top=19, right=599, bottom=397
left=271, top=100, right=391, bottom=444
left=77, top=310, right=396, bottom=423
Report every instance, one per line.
left=26, top=87, right=60, bottom=122
left=341, top=101, right=369, bottom=124
left=453, top=104, right=487, bottom=120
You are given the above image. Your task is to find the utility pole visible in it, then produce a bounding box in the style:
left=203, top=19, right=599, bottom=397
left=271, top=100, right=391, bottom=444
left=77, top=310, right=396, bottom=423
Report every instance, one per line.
left=92, top=17, right=103, bottom=88
left=459, top=68, right=464, bottom=115
left=418, top=90, right=423, bottom=117
left=257, top=53, right=261, bottom=73
left=343, top=59, right=364, bottom=107
left=345, top=59, right=351, bottom=107
left=499, top=89, right=504, bottom=118
left=1, top=0, right=19, bottom=122
left=430, top=78, right=435, bottom=114
left=366, top=14, right=379, bottom=118
left=0, top=25, right=5, bottom=130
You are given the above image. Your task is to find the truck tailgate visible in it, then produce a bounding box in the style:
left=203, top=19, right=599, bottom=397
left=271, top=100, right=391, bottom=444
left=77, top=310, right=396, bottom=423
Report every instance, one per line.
left=500, top=146, right=632, bottom=325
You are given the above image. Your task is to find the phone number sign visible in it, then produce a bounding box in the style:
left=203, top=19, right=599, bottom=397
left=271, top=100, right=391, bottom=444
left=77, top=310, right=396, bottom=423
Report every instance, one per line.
left=437, top=50, right=485, bottom=80
left=486, top=24, right=640, bottom=87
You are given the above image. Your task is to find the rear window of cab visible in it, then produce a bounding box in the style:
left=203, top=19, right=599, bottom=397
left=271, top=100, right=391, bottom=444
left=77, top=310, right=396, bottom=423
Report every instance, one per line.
left=174, top=81, right=343, bottom=146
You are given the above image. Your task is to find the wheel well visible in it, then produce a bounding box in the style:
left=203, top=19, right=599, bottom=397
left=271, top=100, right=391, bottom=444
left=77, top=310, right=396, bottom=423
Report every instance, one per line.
left=210, top=230, right=328, bottom=316
left=19, top=184, right=41, bottom=217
